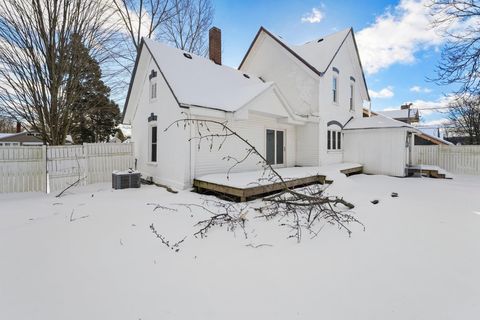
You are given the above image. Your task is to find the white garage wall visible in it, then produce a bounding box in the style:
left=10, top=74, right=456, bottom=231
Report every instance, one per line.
left=343, top=128, right=408, bottom=177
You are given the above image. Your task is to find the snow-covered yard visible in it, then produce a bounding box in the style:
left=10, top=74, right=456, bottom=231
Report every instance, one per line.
left=1, top=174, right=480, bottom=319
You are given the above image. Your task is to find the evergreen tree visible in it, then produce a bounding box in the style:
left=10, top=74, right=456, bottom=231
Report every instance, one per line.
left=69, top=34, right=121, bottom=144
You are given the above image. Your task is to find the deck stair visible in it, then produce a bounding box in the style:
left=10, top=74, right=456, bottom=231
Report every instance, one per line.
left=406, top=165, right=453, bottom=179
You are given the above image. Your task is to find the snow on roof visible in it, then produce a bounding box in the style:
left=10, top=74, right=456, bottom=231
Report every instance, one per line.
left=377, top=109, right=419, bottom=119
left=144, top=38, right=272, bottom=112
left=416, top=131, right=453, bottom=145
left=344, top=115, right=419, bottom=131
left=0, top=133, right=14, bottom=139
left=289, top=28, right=351, bottom=74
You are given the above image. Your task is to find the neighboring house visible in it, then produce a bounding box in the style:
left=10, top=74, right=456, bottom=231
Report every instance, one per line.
left=0, top=132, right=43, bottom=146
left=122, top=27, right=426, bottom=189
left=377, top=106, right=420, bottom=124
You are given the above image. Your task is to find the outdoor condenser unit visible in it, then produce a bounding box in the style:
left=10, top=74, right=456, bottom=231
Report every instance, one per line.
left=112, top=170, right=141, bottom=189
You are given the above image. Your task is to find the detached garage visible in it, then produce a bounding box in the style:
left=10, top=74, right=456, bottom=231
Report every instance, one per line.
left=342, top=115, right=419, bottom=177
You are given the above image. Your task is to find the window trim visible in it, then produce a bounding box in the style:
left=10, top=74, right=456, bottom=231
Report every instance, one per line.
left=150, top=80, right=158, bottom=102
left=148, top=123, right=158, bottom=163
left=265, top=128, right=286, bottom=166
left=349, top=82, right=355, bottom=112
left=327, top=129, right=343, bottom=152
left=332, top=75, right=339, bottom=104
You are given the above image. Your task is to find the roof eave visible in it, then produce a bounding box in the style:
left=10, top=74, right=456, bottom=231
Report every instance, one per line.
left=121, top=39, right=145, bottom=123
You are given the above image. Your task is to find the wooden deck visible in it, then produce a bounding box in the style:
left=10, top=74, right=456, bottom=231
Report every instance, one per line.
left=193, top=164, right=363, bottom=202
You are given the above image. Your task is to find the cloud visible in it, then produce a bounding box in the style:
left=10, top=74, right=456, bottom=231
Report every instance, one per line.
left=420, top=118, right=451, bottom=126
left=356, top=0, right=443, bottom=74
left=369, top=86, right=394, bottom=98
left=410, top=95, right=456, bottom=115
left=410, top=85, right=432, bottom=93
left=382, top=95, right=456, bottom=116
left=301, top=8, right=324, bottom=24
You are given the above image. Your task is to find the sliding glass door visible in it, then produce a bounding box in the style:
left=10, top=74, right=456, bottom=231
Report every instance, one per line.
left=266, top=129, right=285, bottom=166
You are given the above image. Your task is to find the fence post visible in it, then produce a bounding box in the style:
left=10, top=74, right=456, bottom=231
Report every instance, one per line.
left=41, top=145, right=47, bottom=193
left=83, top=144, right=90, bottom=184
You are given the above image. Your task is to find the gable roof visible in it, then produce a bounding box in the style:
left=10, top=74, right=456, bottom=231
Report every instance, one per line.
left=0, top=133, right=14, bottom=139
left=343, top=114, right=419, bottom=131
left=239, top=26, right=370, bottom=101
left=135, top=39, right=272, bottom=114
left=289, top=28, right=351, bottom=74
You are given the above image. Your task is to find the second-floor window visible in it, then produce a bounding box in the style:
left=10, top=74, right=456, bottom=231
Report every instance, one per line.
left=349, top=83, right=354, bottom=111
left=150, top=82, right=157, bottom=100
left=332, top=76, right=338, bottom=103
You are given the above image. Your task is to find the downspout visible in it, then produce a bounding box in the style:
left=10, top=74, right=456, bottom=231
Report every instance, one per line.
left=189, top=111, right=195, bottom=188
left=408, top=132, right=413, bottom=166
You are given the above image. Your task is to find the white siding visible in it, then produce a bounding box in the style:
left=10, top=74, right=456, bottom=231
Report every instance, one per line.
left=194, top=113, right=297, bottom=177
left=343, top=128, right=408, bottom=177
left=240, top=34, right=319, bottom=116
left=318, top=35, right=367, bottom=165
left=296, top=123, right=319, bottom=166
left=130, top=55, right=190, bottom=190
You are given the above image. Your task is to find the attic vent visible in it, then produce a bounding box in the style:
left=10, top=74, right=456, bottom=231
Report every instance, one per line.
left=183, top=53, right=192, bottom=59
left=243, top=73, right=250, bottom=79
left=317, top=38, right=324, bottom=43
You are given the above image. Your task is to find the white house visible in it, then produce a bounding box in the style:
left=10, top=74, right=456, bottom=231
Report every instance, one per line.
left=122, top=27, right=416, bottom=189
left=239, top=27, right=370, bottom=166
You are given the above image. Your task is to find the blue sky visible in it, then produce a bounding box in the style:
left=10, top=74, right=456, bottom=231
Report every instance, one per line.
left=212, top=0, right=456, bottom=128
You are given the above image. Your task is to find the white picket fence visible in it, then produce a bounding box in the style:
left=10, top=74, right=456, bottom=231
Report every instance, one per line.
left=0, top=143, right=134, bottom=193
left=412, top=145, right=480, bottom=175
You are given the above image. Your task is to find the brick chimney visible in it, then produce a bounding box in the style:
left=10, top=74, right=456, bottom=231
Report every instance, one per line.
left=16, top=122, right=21, bottom=133
left=209, top=27, right=221, bottom=65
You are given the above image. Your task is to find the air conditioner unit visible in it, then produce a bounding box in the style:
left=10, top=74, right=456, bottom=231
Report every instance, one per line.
left=112, top=170, right=141, bottom=189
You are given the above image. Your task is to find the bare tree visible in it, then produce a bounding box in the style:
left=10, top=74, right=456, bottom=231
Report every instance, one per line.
left=0, top=116, right=15, bottom=133
left=428, top=1, right=480, bottom=95
left=0, top=0, right=118, bottom=145
left=165, top=117, right=362, bottom=243
left=109, top=0, right=213, bottom=100
left=447, top=96, right=480, bottom=144
left=162, top=0, right=214, bottom=55
left=112, top=0, right=176, bottom=55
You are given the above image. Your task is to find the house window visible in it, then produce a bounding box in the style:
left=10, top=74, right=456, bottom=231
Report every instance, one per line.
left=149, top=126, right=157, bottom=162
left=327, top=130, right=342, bottom=151
left=349, top=83, right=354, bottom=111
left=332, top=76, right=338, bottom=103
left=150, top=82, right=157, bottom=100
left=266, top=129, right=285, bottom=165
